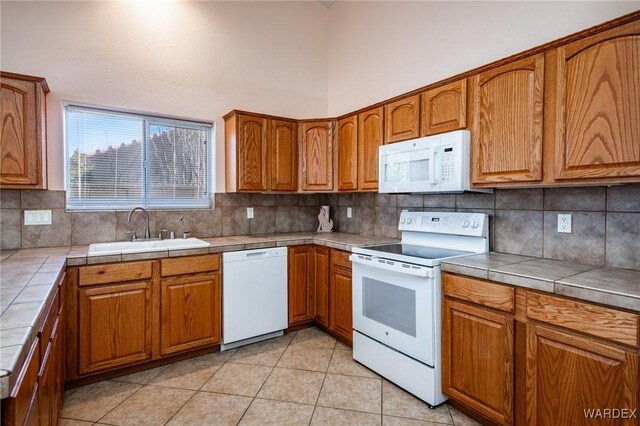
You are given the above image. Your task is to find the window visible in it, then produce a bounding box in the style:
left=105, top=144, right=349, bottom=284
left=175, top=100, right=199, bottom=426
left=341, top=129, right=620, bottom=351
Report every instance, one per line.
left=65, top=105, right=212, bottom=210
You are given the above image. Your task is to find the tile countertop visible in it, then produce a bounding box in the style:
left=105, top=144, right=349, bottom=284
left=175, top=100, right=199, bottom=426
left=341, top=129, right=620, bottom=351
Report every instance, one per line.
left=0, top=232, right=397, bottom=399
left=441, top=253, right=640, bottom=313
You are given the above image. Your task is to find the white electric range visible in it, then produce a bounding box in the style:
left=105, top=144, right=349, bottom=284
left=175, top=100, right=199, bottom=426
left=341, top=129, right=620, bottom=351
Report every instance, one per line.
left=350, top=211, right=489, bottom=407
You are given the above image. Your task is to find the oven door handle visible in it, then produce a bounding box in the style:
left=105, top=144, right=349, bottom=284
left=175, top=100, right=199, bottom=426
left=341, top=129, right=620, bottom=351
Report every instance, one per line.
left=349, top=255, right=433, bottom=278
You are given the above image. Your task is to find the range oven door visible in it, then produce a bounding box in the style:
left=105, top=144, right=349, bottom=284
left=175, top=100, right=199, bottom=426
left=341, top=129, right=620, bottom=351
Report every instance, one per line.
left=351, top=255, right=438, bottom=366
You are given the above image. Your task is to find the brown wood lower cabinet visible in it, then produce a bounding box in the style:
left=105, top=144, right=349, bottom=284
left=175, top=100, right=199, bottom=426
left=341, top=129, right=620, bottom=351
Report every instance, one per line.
left=313, top=246, right=330, bottom=328
left=288, top=245, right=315, bottom=327
left=329, top=261, right=352, bottom=344
left=442, top=272, right=640, bottom=426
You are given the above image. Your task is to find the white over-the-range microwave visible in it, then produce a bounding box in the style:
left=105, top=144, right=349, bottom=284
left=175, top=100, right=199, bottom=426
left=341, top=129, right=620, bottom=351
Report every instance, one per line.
left=378, top=130, right=488, bottom=194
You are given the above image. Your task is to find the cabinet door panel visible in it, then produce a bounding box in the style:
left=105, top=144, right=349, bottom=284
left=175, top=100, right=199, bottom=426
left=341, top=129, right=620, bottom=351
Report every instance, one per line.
left=554, top=21, right=640, bottom=180
left=288, top=246, right=314, bottom=326
left=79, top=282, right=152, bottom=374
left=443, top=299, right=514, bottom=425
left=270, top=119, right=298, bottom=191
left=421, top=80, right=467, bottom=136
left=301, top=122, right=333, bottom=191
left=385, top=96, right=419, bottom=143
left=358, top=107, right=383, bottom=190
left=160, top=273, right=220, bottom=355
left=237, top=115, right=268, bottom=191
left=329, top=264, right=352, bottom=344
left=471, top=54, right=544, bottom=184
left=313, top=246, right=330, bottom=327
left=526, top=325, right=638, bottom=426
left=337, top=116, right=358, bottom=191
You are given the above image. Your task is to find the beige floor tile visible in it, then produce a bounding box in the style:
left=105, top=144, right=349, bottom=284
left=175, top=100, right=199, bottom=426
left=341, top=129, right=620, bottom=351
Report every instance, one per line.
left=61, top=380, right=141, bottom=422
left=191, top=348, right=238, bottom=364
left=111, top=365, right=168, bottom=385
left=257, top=367, right=325, bottom=404
left=167, top=392, right=252, bottom=425
left=328, top=349, right=379, bottom=378
left=240, top=398, right=315, bottom=425
left=266, top=330, right=297, bottom=345
left=100, top=385, right=194, bottom=425
left=201, top=362, right=272, bottom=397
left=383, top=415, right=446, bottom=425
left=230, top=340, right=289, bottom=367
left=449, top=406, right=483, bottom=426
left=311, top=406, right=381, bottom=425
left=277, top=344, right=333, bottom=372
left=59, top=419, right=94, bottom=426
left=335, top=341, right=352, bottom=351
left=317, top=373, right=381, bottom=414
left=149, top=358, right=223, bottom=390
left=290, top=327, right=336, bottom=349
left=382, top=382, right=452, bottom=424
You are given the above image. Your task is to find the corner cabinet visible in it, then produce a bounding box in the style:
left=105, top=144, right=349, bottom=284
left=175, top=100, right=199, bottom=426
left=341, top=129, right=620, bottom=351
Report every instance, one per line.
left=300, top=120, right=334, bottom=191
left=420, top=79, right=467, bottom=136
left=552, top=20, right=640, bottom=181
left=224, top=111, right=298, bottom=192
left=0, top=72, right=48, bottom=189
left=384, top=95, right=419, bottom=143
left=470, top=54, right=544, bottom=185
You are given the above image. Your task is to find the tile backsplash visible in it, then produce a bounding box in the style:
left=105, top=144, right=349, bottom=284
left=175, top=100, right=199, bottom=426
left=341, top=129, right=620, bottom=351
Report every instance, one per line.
left=1, top=185, right=639, bottom=270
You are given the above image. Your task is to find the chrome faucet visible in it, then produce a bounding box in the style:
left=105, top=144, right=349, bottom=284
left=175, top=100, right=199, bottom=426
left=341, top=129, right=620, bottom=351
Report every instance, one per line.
left=127, top=207, right=151, bottom=239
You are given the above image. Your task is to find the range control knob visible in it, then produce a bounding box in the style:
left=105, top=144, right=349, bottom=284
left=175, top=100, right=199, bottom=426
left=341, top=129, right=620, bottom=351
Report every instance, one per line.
left=471, top=220, right=479, bottom=229
left=462, top=219, right=470, bottom=228
left=407, top=218, right=413, bottom=224
left=401, top=218, right=406, bottom=224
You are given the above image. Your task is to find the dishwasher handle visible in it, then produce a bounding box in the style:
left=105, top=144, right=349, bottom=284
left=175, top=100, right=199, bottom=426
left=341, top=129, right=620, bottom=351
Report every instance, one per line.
left=223, top=247, right=286, bottom=262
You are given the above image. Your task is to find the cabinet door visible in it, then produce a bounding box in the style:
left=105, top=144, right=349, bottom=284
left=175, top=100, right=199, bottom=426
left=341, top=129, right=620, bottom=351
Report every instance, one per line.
left=301, top=121, right=333, bottom=191
left=526, top=325, right=638, bottom=426
left=553, top=20, right=640, bottom=180
left=471, top=54, right=544, bottom=184
left=78, top=282, right=152, bottom=374
left=38, top=342, right=53, bottom=426
left=0, top=76, right=45, bottom=188
left=421, top=80, right=467, bottom=136
left=288, top=246, right=314, bottom=326
left=337, top=115, right=358, bottom=191
left=385, top=95, right=419, bottom=143
left=237, top=114, right=268, bottom=191
left=313, top=246, right=330, bottom=328
left=160, top=273, right=221, bottom=356
left=442, top=299, right=514, bottom=425
left=358, top=107, right=383, bottom=190
left=329, top=264, right=352, bottom=344
left=270, top=119, right=298, bottom=191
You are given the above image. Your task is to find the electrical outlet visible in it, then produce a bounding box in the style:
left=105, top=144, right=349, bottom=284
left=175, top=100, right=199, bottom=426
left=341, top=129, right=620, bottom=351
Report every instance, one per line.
left=247, top=207, right=254, bottom=219
left=557, top=214, right=572, bottom=233
left=347, top=207, right=352, bottom=218
left=24, top=210, right=52, bottom=225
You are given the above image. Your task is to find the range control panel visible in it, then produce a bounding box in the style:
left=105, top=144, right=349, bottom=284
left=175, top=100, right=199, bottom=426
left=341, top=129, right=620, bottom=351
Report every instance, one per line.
left=398, top=211, right=488, bottom=237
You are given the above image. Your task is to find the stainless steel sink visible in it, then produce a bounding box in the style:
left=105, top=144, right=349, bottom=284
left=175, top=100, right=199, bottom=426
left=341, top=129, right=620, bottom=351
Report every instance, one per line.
left=88, top=238, right=209, bottom=256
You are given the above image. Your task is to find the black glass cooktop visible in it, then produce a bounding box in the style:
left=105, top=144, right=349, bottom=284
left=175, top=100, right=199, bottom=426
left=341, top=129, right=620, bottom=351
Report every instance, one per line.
left=363, top=243, right=473, bottom=260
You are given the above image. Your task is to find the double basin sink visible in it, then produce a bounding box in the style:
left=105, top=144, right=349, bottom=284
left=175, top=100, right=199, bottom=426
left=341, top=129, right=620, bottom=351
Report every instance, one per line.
left=88, top=238, right=209, bottom=256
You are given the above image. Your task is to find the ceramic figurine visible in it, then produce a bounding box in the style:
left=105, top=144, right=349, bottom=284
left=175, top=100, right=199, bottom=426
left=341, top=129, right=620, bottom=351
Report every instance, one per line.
left=317, top=206, right=333, bottom=232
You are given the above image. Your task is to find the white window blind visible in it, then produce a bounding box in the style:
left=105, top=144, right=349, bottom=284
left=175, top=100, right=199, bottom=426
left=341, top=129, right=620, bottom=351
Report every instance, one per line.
left=65, top=105, right=211, bottom=210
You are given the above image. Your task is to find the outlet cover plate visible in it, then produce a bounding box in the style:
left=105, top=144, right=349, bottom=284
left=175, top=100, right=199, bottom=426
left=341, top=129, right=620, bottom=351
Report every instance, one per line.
left=347, top=207, right=352, bottom=218
left=557, top=214, right=572, bottom=233
left=24, top=210, right=52, bottom=225
left=247, top=207, right=254, bottom=219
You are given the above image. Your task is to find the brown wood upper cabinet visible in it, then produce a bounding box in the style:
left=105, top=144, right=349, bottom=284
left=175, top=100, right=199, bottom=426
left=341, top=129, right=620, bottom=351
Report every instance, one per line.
left=337, top=115, right=358, bottom=191
left=384, top=95, right=419, bottom=143
left=0, top=72, right=48, bottom=189
left=471, top=54, right=544, bottom=184
left=420, top=79, right=467, bottom=136
left=358, top=107, right=383, bottom=190
left=300, top=120, right=334, bottom=191
left=225, top=112, right=268, bottom=192
left=270, top=119, right=298, bottom=191
left=552, top=20, right=640, bottom=181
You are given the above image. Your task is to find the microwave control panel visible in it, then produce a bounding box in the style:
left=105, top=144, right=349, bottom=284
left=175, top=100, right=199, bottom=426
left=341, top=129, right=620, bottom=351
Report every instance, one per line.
left=439, top=146, right=456, bottom=181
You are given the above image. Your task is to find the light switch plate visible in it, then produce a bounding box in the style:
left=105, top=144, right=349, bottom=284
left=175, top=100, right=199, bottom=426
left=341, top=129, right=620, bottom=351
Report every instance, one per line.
left=557, top=214, right=572, bottom=233
left=247, top=207, right=254, bottom=219
left=24, top=210, right=52, bottom=225
left=347, top=207, right=352, bottom=218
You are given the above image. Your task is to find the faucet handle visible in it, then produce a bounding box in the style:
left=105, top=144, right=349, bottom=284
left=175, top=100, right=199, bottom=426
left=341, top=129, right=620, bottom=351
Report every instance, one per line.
left=158, top=229, right=168, bottom=240
left=125, top=230, right=137, bottom=242
left=182, top=231, right=191, bottom=239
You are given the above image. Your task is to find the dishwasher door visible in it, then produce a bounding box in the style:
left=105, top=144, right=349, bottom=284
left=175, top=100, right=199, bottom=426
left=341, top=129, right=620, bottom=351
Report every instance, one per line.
left=222, top=247, right=288, bottom=345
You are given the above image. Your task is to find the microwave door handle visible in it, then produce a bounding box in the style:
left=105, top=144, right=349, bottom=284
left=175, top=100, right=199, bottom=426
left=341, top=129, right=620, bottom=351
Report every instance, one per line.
left=430, top=148, right=438, bottom=185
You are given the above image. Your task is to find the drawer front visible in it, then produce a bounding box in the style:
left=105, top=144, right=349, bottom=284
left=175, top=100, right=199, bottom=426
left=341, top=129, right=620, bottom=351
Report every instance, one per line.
left=330, top=249, right=351, bottom=269
left=443, top=273, right=515, bottom=313
left=79, top=261, right=152, bottom=286
left=527, top=292, right=639, bottom=347
left=161, top=254, right=220, bottom=277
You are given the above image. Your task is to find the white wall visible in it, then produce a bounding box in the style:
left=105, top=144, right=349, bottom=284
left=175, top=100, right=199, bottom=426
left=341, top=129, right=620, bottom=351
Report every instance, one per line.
left=0, top=1, right=329, bottom=191
left=327, top=1, right=640, bottom=116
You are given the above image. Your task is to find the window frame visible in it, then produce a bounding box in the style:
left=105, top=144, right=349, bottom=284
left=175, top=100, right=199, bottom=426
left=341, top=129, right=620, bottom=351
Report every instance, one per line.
left=63, top=103, right=214, bottom=211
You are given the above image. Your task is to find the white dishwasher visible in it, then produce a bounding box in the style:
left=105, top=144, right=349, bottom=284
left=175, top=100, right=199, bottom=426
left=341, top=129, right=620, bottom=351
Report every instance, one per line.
left=221, top=247, right=288, bottom=350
